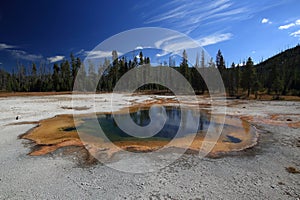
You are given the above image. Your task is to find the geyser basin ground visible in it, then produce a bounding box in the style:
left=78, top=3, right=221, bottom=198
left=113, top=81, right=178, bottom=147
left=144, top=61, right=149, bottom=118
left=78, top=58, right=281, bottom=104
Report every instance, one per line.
left=2, top=94, right=300, bottom=199
left=21, top=105, right=258, bottom=159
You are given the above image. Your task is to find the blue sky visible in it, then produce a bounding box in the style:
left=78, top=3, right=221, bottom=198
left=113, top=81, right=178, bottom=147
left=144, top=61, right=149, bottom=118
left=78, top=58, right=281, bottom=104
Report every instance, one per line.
left=0, top=0, right=300, bottom=71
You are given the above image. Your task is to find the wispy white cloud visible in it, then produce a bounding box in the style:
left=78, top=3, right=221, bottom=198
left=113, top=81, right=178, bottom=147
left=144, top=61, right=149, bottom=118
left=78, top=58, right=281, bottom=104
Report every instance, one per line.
left=197, top=33, right=232, bottom=46
left=77, top=49, right=123, bottom=59
left=156, top=53, right=166, bottom=57
left=141, top=0, right=283, bottom=35
left=278, top=19, right=300, bottom=30
left=75, top=49, right=85, bottom=55
left=47, top=55, right=65, bottom=63
left=290, top=29, right=300, bottom=37
left=135, top=46, right=144, bottom=50
left=84, top=50, right=122, bottom=59
left=134, top=46, right=153, bottom=50
left=87, top=50, right=111, bottom=59
left=143, top=0, right=244, bottom=34
left=0, top=43, right=17, bottom=50
left=145, top=5, right=187, bottom=24
left=10, top=50, right=43, bottom=61
left=1, top=42, right=46, bottom=62
left=154, top=35, right=182, bottom=49
left=152, top=32, right=232, bottom=60
left=154, top=35, right=197, bottom=54
left=153, top=32, right=232, bottom=55
left=279, top=23, right=295, bottom=30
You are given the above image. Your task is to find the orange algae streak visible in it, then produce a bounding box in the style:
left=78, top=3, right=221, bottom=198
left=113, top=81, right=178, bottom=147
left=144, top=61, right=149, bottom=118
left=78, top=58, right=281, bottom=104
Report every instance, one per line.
left=20, top=112, right=258, bottom=159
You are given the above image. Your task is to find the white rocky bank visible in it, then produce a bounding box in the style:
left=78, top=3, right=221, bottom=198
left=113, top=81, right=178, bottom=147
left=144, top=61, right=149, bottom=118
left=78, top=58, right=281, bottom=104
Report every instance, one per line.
left=0, top=94, right=299, bottom=199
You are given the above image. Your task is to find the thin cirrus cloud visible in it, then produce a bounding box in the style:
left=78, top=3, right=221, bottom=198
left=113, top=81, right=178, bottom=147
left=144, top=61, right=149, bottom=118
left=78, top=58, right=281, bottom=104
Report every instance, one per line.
left=290, top=30, right=300, bottom=37
left=278, top=19, right=300, bottom=30
left=47, top=55, right=65, bottom=63
left=134, top=46, right=153, bottom=50
left=10, top=50, right=43, bottom=61
left=1, top=42, right=44, bottom=62
left=279, top=23, right=295, bottom=30
left=143, top=0, right=246, bottom=34
left=141, top=0, right=283, bottom=36
left=79, top=50, right=122, bottom=59
left=197, top=33, right=233, bottom=46
left=86, top=50, right=112, bottom=59
left=0, top=43, right=17, bottom=50
left=152, top=32, right=232, bottom=58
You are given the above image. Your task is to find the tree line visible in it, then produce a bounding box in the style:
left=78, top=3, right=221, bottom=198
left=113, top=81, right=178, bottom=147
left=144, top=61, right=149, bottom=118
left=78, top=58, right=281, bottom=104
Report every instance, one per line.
left=0, top=53, right=81, bottom=92
left=0, top=45, right=300, bottom=97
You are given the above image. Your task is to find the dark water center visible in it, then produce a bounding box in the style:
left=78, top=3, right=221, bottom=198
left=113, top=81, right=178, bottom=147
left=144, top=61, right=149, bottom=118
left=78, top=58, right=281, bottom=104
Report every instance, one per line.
left=73, top=106, right=247, bottom=143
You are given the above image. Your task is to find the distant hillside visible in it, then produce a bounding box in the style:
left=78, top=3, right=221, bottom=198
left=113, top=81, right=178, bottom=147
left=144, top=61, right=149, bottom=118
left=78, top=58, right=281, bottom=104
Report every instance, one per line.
left=255, top=44, right=300, bottom=95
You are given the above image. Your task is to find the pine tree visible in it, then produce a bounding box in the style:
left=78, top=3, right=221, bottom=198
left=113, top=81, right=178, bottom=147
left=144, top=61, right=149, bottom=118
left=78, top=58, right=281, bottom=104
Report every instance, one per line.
left=6, top=73, right=13, bottom=92
left=235, top=64, right=240, bottom=95
left=139, top=51, right=144, bottom=65
left=195, top=52, right=200, bottom=68
left=271, top=68, right=283, bottom=97
left=75, top=59, right=86, bottom=91
left=216, top=49, right=226, bottom=72
left=201, top=50, right=206, bottom=68
left=70, top=53, right=79, bottom=89
left=29, top=63, right=38, bottom=91
left=52, top=63, right=60, bottom=91
left=87, top=60, right=97, bottom=91
left=240, top=57, right=255, bottom=97
left=60, top=60, right=71, bottom=91
left=228, top=62, right=236, bottom=96
left=180, top=50, right=190, bottom=82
